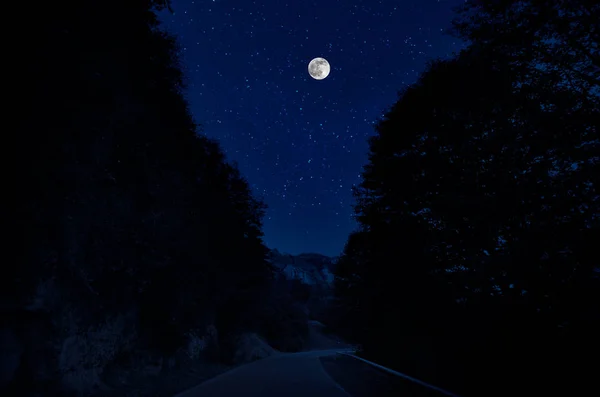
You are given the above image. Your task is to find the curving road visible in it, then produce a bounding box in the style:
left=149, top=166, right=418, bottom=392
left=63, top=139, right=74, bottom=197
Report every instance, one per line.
left=174, top=348, right=356, bottom=397
left=173, top=322, right=456, bottom=397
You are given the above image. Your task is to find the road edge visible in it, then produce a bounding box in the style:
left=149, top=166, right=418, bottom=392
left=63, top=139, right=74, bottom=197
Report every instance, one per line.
left=338, top=353, right=462, bottom=397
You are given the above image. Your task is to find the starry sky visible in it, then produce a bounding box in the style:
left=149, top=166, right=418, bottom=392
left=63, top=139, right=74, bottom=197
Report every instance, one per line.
left=158, top=0, right=465, bottom=257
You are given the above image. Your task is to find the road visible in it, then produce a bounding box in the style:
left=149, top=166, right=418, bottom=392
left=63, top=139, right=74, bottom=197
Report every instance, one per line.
left=173, top=322, right=456, bottom=397
left=174, top=348, right=356, bottom=397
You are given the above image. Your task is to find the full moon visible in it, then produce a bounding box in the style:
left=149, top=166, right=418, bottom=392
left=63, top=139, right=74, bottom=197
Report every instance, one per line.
left=308, top=57, right=330, bottom=80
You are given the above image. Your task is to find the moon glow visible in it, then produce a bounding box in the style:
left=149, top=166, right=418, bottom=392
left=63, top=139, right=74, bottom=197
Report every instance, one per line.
left=308, top=57, right=330, bottom=80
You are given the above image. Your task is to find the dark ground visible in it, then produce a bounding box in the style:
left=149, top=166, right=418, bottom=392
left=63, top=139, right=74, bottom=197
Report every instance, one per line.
left=320, top=354, right=454, bottom=397
left=99, top=354, right=232, bottom=397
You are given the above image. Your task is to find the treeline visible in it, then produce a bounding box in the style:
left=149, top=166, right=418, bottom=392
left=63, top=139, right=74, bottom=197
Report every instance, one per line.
left=7, top=1, right=304, bottom=396
left=330, top=1, right=599, bottom=396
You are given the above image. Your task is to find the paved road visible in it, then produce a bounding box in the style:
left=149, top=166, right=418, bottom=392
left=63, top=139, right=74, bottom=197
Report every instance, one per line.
left=173, top=322, right=458, bottom=397
left=174, top=348, right=356, bottom=397
left=320, top=354, right=459, bottom=397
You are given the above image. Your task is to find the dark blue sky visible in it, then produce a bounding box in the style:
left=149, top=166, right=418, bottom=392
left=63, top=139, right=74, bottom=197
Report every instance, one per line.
left=158, top=0, right=465, bottom=256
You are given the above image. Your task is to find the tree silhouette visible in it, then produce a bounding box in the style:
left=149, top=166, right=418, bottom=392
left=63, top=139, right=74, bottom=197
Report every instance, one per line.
left=8, top=1, right=283, bottom=394
left=333, top=2, right=599, bottom=395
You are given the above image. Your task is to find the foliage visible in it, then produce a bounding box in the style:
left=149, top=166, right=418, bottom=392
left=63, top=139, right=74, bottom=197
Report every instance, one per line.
left=333, top=1, right=599, bottom=395
left=9, top=0, right=277, bottom=395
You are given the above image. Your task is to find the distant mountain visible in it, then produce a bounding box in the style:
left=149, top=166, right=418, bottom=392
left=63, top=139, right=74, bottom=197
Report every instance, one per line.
left=268, top=250, right=338, bottom=286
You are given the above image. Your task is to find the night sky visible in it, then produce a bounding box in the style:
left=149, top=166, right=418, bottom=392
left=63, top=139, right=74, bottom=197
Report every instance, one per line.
left=158, top=0, right=465, bottom=257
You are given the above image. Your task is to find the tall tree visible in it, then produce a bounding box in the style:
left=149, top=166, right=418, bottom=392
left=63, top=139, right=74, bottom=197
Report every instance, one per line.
left=451, top=0, right=599, bottom=99
left=334, top=7, right=599, bottom=393
left=10, top=0, right=276, bottom=394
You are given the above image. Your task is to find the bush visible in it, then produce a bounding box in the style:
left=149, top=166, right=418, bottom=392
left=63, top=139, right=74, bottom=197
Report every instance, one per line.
left=185, top=330, right=206, bottom=360
left=58, top=314, right=136, bottom=394
left=185, top=324, right=219, bottom=361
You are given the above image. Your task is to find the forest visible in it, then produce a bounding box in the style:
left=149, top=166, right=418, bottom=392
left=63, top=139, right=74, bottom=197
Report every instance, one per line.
left=8, top=1, right=311, bottom=396
left=329, top=1, right=599, bottom=396
left=5, top=0, right=599, bottom=397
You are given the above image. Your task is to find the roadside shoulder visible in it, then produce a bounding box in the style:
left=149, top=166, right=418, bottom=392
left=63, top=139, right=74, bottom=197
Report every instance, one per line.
left=319, top=354, right=454, bottom=397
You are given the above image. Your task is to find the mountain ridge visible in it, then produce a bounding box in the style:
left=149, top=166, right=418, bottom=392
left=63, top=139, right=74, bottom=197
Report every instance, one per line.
left=267, top=249, right=338, bottom=286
